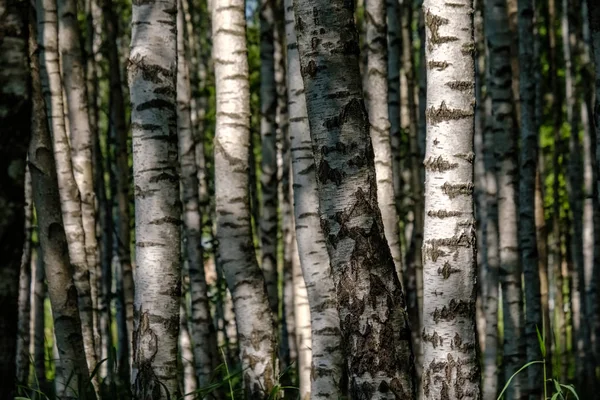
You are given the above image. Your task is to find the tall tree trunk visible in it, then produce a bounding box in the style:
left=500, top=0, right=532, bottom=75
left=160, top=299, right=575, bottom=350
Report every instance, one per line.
left=28, top=16, right=93, bottom=397
left=0, top=1, right=30, bottom=394
left=294, top=0, right=416, bottom=396
left=387, top=0, right=402, bottom=214
left=177, top=0, right=216, bottom=387
left=32, top=247, right=48, bottom=395
left=102, top=0, right=134, bottom=381
left=16, top=167, right=34, bottom=386
left=284, top=0, right=345, bottom=396
left=179, top=299, right=197, bottom=396
left=259, top=0, right=280, bottom=318
left=366, top=0, right=404, bottom=283
left=128, top=0, right=182, bottom=397
left=421, top=1, right=481, bottom=398
left=517, top=0, right=543, bottom=397
left=213, top=0, right=278, bottom=395
left=38, top=0, right=98, bottom=382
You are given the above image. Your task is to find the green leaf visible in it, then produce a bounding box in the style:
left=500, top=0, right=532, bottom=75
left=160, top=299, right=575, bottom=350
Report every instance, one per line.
left=553, top=379, right=562, bottom=395
left=551, top=393, right=561, bottom=400
left=536, top=325, right=546, bottom=358
left=559, top=384, right=579, bottom=400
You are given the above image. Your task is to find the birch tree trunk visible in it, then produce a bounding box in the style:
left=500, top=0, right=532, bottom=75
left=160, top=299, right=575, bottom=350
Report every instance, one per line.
left=37, top=0, right=98, bottom=379
left=366, top=0, right=404, bottom=282
left=421, top=1, right=481, bottom=399
left=213, top=0, right=278, bottom=395
left=259, top=0, right=280, bottom=317
left=28, top=19, right=93, bottom=397
left=128, top=0, right=182, bottom=397
left=284, top=1, right=345, bottom=396
left=101, top=0, right=134, bottom=381
left=0, top=1, right=30, bottom=395
left=294, top=0, right=415, bottom=395
left=57, top=0, right=101, bottom=381
left=177, top=0, right=216, bottom=387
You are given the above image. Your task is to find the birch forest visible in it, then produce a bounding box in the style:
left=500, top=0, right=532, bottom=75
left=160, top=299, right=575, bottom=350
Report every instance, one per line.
left=3, top=0, right=600, bottom=399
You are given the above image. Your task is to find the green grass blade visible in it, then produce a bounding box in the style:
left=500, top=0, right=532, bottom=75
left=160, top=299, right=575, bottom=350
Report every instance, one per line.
left=496, top=361, right=544, bottom=400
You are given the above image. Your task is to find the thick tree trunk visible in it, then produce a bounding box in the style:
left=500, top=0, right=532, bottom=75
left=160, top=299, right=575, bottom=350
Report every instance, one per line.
left=213, top=0, right=278, bottom=395
left=284, top=1, right=345, bottom=396
left=259, top=0, right=280, bottom=318
left=294, top=0, right=416, bottom=396
left=38, top=0, right=98, bottom=382
left=0, top=1, right=30, bottom=394
left=421, top=1, right=481, bottom=398
left=29, top=18, right=93, bottom=397
left=366, top=0, right=404, bottom=283
left=177, top=0, right=216, bottom=387
left=128, top=0, right=182, bottom=397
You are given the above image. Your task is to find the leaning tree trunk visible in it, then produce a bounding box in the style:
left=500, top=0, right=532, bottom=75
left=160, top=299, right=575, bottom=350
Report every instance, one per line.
left=57, top=0, right=101, bottom=384
left=294, top=0, right=416, bottom=396
left=0, top=0, right=30, bottom=395
left=176, top=0, right=216, bottom=387
left=213, top=0, right=278, bottom=396
left=284, top=0, right=345, bottom=396
left=366, top=0, right=404, bottom=281
left=28, top=16, right=93, bottom=397
left=259, top=0, right=280, bottom=318
left=517, top=0, right=543, bottom=398
left=128, top=0, right=182, bottom=397
left=420, top=1, right=482, bottom=399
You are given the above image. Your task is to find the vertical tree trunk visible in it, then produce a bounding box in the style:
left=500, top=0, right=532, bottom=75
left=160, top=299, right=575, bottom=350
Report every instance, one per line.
left=259, top=0, right=280, bottom=318
left=0, top=1, right=30, bottom=394
left=16, top=167, right=34, bottom=386
left=213, top=0, right=278, bottom=395
left=387, top=0, right=402, bottom=213
left=128, top=0, right=182, bottom=397
left=29, top=16, right=93, bottom=396
left=177, top=0, right=216, bottom=387
left=294, top=0, right=416, bottom=396
left=366, top=0, right=404, bottom=283
left=38, top=0, right=99, bottom=381
left=284, top=0, right=345, bottom=396
left=32, top=247, right=48, bottom=395
left=421, top=1, right=481, bottom=398
left=102, top=0, right=134, bottom=381
left=517, top=0, right=543, bottom=397
left=179, top=301, right=197, bottom=396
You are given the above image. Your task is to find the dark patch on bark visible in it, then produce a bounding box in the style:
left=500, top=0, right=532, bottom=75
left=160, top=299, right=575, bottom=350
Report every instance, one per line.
left=422, top=328, right=444, bottom=348
left=424, top=155, right=458, bottom=172
left=427, top=210, right=463, bottom=218
left=132, top=310, right=163, bottom=399
left=431, top=299, right=475, bottom=323
left=438, top=261, right=461, bottom=279
left=425, top=10, right=459, bottom=48
left=453, top=152, right=474, bottom=163
left=441, top=182, right=474, bottom=199
left=148, top=172, right=178, bottom=184
left=460, top=42, right=476, bottom=56
left=446, top=80, right=474, bottom=91
left=136, top=98, right=176, bottom=112
left=317, top=159, right=344, bottom=185
left=426, top=101, right=473, bottom=125
left=428, top=60, right=451, bottom=70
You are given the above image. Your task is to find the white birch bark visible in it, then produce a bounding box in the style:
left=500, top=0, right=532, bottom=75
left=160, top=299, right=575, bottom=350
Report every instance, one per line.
left=421, top=1, right=481, bottom=398
left=128, top=0, right=182, bottom=397
left=284, top=1, right=345, bottom=396
left=213, top=0, right=278, bottom=395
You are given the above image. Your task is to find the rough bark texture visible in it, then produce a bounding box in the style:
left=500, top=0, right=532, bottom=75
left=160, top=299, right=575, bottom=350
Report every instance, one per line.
left=16, top=167, right=33, bottom=386
left=259, top=0, right=280, bottom=318
left=294, top=0, right=416, bottom=396
left=177, top=0, right=216, bottom=387
left=0, top=0, right=30, bottom=395
left=128, top=0, right=182, bottom=397
left=57, top=0, right=101, bottom=382
left=284, top=0, right=345, bottom=396
left=102, top=0, right=134, bottom=380
left=421, top=2, right=481, bottom=399
left=29, top=18, right=93, bottom=397
left=517, top=0, right=543, bottom=397
left=213, top=0, right=278, bottom=396
left=366, top=0, right=404, bottom=282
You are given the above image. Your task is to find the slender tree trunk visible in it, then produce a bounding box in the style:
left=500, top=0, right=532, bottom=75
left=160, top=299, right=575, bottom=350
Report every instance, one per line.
left=213, top=0, right=278, bottom=395
left=284, top=1, right=345, bottom=396
left=366, top=0, right=404, bottom=283
left=32, top=247, right=48, bottom=395
left=387, top=0, right=402, bottom=214
left=259, top=0, right=280, bottom=318
left=517, top=0, right=543, bottom=397
left=294, top=0, right=416, bottom=396
left=38, top=0, right=99, bottom=382
left=16, top=166, right=33, bottom=387
left=179, top=300, right=197, bottom=396
left=0, top=1, right=30, bottom=395
left=29, top=17, right=93, bottom=397
left=102, top=0, right=134, bottom=381
left=420, top=1, right=481, bottom=398
left=128, top=0, right=182, bottom=397
left=177, top=0, right=216, bottom=387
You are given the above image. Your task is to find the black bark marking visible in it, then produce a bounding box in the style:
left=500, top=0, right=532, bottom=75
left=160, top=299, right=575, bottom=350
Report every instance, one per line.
left=317, top=159, right=344, bottom=185
left=428, top=60, right=451, bottom=70
left=424, top=155, right=459, bottom=172
left=431, top=299, right=475, bottom=323
left=132, top=310, right=163, bottom=400
left=428, top=210, right=463, bottom=218
left=136, top=98, right=176, bottom=112
left=460, top=42, right=476, bottom=56
left=446, top=80, right=474, bottom=91
left=426, top=101, right=473, bottom=125
left=439, top=261, right=461, bottom=279
left=441, top=182, right=474, bottom=199
left=303, top=60, right=318, bottom=77
left=425, top=10, right=459, bottom=49
left=422, top=328, right=444, bottom=348
left=454, top=152, right=474, bottom=163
